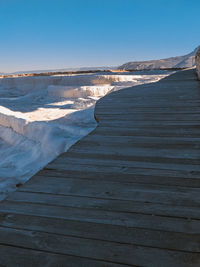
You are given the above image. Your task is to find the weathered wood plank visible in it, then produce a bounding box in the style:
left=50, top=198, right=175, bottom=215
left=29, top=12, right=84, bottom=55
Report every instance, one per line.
left=95, top=125, right=200, bottom=137
left=69, top=144, right=200, bottom=158
left=36, top=168, right=200, bottom=188
left=78, top=134, right=200, bottom=147
left=99, top=121, right=200, bottom=127
left=0, top=213, right=199, bottom=253
left=48, top=157, right=200, bottom=172
left=0, top=244, right=123, bottom=267
left=0, top=226, right=199, bottom=267
left=18, top=176, right=200, bottom=208
left=96, top=114, right=200, bottom=121
left=0, top=201, right=200, bottom=234
left=63, top=150, right=200, bottom=165
left=7, top=191, right=200, bottom=220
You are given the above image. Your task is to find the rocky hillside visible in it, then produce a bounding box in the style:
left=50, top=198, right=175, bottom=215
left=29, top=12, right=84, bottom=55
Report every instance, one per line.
left=119, top=46, right=199, bottom=71
left=196, top=47, right=200, bottom=79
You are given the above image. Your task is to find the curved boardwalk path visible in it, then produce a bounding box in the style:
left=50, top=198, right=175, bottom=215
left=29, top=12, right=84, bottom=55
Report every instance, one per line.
left=0, top=69, right=200, bottom=266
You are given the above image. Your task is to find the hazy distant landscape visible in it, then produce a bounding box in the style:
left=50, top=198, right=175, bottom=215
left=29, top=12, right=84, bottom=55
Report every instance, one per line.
left=0, top=46, right=198, bottom=78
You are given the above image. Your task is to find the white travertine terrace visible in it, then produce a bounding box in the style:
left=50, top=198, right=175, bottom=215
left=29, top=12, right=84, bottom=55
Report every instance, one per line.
left=0, top=71, right=169, bottom=199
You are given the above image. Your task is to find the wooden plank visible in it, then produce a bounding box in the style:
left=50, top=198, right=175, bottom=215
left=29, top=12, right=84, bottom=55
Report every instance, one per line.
left=24, top=173, right=200, bottom=197
left=0, top=226, right=199, bottom=267
left=0, top=213, right=199, bottom=253
left=65, top=150, right=200, bottom=165
left=7, top=191, right=200, bottom=220
left=96, top=108, right=200, bottom=113
left=57, top=151, right=200, bottom=167
left=48, top=156, right=200, bottom=172
left=99, top=121, right=200, bottom=127
left=95, top=125, right=200, bottom=137
left=0, top=244, right=122, bottom=267
left=41, top=164, right=200, bottom=179
left=69, top=143, right=200, bottom=158
left=81, top=134, right=200, bottom=147
left=18, top=176, right=200, bottom=208
left=96, top=114, right=200, bottom=121
left=36, top=168, right=200, bottom=188
left=0, top=201, right=200, bottom=234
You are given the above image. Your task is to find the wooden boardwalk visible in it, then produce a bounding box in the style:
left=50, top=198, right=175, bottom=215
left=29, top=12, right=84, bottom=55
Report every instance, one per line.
left=0, top=69, right=200, bottom=266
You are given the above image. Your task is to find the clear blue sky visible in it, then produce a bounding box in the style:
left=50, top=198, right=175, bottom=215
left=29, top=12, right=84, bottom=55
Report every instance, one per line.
left=0, top=0, right=200, bottom=72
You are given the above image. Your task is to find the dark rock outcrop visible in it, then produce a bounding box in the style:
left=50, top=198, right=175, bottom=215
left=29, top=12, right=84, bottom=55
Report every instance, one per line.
left=195, top=47, right=200, bottom=79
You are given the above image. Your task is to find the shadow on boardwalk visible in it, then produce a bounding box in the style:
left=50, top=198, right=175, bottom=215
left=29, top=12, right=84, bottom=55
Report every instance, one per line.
left=0, top=69, right=200, bottom=266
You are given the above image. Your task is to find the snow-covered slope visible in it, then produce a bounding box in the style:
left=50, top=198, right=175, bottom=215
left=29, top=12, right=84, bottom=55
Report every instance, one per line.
left=119, top=46, right=199, bottom=71
left=0, top=71, right=169, bottom=199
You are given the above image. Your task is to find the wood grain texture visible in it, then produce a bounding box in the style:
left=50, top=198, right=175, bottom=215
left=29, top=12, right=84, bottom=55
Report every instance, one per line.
left=0, top=69, right=200, bottom=266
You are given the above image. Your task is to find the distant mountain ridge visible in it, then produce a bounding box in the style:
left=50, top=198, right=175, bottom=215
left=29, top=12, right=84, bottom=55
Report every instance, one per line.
left=118, top=46, right=200, bottom=71
left=1, top=47, right=199, bottom=76
left=7, top=66, right=115, bottom=75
